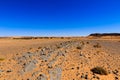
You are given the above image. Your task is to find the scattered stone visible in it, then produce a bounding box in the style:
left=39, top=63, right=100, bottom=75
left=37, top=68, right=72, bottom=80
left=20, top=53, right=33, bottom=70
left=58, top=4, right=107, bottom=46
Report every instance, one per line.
left=80, top=73, right=88, bottom=79
left=76, top=73, right=80, bottom=76
left=115, top=77, right=119, bottom=80
left=79, top=53, right=83, bottom=56
left=1, top=40, right=120, bottom=80
left=81, top=73, right=85, bottom=78
left=93, top=43, right=101, bottom=48
left=0, top=70, right=3, bottom=73
left=40, top=55, right=48, bottom=61
left=84, top=74, right=88, bottom=79
left=77, top=67, right=79, bottom=70
left=71, top=68, right=74, bottom=69
left=19, top=70, right=24, bottom=75
left=32, top=71, right=41, bottom=77
left=49, top=67, right=62, bottom=80
left=38, top=47, right=41, bottom=49
left=92, top=74, right=100, bottom=80
left=36, top=74, right=47, bottom=80
left=86, top=42, right=89, bottom=44
left=113, top=69, right=119, bottom=76
left=76, top=46, right=82, bottom=50
left=24, top=60, right=37, bottom=72
left=23, top=52, right=34, bottom=58
left=6, top=70, right=12, bottom=73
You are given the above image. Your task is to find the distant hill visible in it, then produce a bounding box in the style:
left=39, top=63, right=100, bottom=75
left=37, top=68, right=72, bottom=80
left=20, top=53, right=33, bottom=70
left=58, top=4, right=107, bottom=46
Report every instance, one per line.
left=89, top=33, right=120, bottom=36
left=88, top=33, right=120, bottom=39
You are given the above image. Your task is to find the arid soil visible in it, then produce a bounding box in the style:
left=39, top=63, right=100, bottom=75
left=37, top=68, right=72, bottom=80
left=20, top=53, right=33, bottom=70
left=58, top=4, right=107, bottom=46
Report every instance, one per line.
left=0, top=38, right=120, bottom=80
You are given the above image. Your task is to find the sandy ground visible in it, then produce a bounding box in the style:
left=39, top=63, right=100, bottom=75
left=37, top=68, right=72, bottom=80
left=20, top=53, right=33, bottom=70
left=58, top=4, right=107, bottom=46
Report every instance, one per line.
left=0, top=38, right=120, bottom=80
left=0, top=39, right=70, bottom=57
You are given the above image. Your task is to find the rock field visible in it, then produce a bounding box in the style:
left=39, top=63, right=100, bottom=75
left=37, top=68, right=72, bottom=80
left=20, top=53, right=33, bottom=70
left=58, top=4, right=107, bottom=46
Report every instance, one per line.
left=0, top=39, right=120, bottom=80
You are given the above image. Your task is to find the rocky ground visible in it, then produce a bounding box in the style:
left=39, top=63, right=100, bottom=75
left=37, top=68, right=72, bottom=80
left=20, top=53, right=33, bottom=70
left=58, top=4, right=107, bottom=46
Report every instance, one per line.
left=0, top=39, right=120, bottom=80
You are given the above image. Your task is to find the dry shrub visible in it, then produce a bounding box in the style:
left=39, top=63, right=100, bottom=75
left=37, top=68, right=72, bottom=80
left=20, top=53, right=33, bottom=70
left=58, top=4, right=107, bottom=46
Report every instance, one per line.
left=76, top=46, right=82, bottom=50
left=38, top=47, right=41, bottom=49
left=86, top=41, right=89, bottom=44
left=0, top=58, right=5, bottom=61
left=60, top=37, right=64, bottom=39
left=91, top=67, right=108, bottom=75
left=81, top=41, right=85, bottom=45
left=93, top=43, right=101, bottom=48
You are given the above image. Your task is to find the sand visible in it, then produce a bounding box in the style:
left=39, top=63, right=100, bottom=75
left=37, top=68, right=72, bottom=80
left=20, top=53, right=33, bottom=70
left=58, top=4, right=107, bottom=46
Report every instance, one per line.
left=0, top=38, right=120, bottom=80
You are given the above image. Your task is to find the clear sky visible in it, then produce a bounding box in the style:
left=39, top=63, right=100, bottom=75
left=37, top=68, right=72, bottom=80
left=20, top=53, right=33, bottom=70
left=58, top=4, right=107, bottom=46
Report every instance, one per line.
left=0, top=0, right=120, bottom=36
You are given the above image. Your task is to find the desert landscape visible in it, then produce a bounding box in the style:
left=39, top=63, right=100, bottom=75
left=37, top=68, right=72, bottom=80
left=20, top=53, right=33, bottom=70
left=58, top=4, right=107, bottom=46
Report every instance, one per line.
left=0, top=0, right=120, bottom=79
left=0, top=34, right=120, bottom=80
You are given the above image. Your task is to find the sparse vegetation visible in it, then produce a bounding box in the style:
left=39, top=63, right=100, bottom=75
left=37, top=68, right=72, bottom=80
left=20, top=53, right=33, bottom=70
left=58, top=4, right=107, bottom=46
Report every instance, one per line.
left=93, top=43, right=101, bottom=48
left=38, top=47, right=41, bottom=49
left=57, top=46, right=61, bottom=49
left=60, top=37, right=64, bottom=39
left=86, top=42, right=89, bottom=44
left=29, top=48, right=32, bottom=50
left=0, top=36, right=120, bottom=79
left=96, top=51, right=100, bottom=53
left=0, top=58, right=5, bottom=61
left=76, top=46, right=82, bottom=50
left=81, top=41, right=85, bottom=45
left=91, top=67, right=108, bottom=75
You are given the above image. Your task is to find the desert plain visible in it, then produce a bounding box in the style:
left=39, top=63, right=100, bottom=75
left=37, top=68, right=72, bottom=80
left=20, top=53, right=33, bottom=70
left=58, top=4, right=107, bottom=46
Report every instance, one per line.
left=0, top=36, right=120, bottom=80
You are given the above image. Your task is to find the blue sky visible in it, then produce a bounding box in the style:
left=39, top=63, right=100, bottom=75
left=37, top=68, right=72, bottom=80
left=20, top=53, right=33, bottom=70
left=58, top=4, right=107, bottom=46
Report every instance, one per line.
left=0, top=0, right=120, bottom=36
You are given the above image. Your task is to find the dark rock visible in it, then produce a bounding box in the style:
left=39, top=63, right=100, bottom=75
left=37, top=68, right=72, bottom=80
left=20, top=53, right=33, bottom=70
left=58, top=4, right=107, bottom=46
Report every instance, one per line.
left=115, top=77, right=119, bottom=80
left=6, top=70, right=12, bottom=73
left=113, top=69, right=119, bottom=76
left=36, top=74, right=47, bottom=80
left=77, top=67, right=79, bottom=70
left=84, top=74, right=88, bottom=79
left=81, top=73, right=86, bottom=78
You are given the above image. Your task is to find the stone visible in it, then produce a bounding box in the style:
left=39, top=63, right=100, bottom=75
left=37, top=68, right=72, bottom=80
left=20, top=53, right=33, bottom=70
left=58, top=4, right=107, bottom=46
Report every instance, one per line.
left=49, top=67, right=62, bottom=80
left=36, top=74, right=47, bottom=80
left=0, top=70, right=3, bottom=73
left=6, top=70, right=12, bottom=73
left=24, top=60, right=37, bottom=72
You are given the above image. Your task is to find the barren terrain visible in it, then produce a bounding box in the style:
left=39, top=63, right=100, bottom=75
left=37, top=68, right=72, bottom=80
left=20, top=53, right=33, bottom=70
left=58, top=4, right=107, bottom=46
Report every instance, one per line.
left=0, top=37, right=120, bottom=80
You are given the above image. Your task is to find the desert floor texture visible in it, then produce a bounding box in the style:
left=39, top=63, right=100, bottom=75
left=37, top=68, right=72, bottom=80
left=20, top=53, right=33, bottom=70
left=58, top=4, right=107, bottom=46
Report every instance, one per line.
left=0, top=38, right=120, bottom=80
